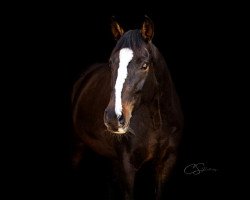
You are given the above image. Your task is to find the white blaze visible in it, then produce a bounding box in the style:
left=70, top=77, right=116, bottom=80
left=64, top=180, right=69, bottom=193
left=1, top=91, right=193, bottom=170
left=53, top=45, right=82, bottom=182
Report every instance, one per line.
left=115, top=48, right=133, bottom=117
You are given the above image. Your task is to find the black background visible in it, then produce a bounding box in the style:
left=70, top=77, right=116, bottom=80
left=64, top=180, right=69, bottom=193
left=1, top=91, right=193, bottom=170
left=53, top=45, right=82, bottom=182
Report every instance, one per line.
left=6, top=1, right=240, bottom=199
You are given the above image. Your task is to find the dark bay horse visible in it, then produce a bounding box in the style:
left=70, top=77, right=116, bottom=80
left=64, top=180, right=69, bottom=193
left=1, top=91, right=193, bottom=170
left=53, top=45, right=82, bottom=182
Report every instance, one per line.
left=72, top=16, right=183, bottom=200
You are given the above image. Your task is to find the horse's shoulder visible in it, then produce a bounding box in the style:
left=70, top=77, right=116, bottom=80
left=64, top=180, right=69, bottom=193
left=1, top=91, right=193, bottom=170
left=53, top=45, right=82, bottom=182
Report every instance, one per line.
left=71, top=63, right=108, bottom=104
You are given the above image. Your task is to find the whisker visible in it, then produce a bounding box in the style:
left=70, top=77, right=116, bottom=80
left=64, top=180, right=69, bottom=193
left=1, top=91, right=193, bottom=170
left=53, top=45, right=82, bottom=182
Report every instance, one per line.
left=128, top=127, right=136, bottom=136
left=104, top=127, right=135, bottom=142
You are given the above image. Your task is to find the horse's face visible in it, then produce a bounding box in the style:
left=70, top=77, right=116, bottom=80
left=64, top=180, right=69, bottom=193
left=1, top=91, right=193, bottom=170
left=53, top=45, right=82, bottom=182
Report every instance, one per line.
left=105, top=46, right=151, bottom=134
left=104, top=17, right=154, bottom=134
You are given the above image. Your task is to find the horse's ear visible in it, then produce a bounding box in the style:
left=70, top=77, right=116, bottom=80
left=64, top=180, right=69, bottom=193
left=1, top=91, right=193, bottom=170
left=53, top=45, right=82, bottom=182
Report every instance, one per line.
left=141, top=15, right=154, bottom=42
left=111, top=17, right=124, bottom=40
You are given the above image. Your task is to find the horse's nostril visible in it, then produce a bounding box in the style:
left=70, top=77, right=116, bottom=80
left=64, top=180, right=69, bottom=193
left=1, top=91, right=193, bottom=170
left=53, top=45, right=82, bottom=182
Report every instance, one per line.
left=118, top=114, right=125, bottom=126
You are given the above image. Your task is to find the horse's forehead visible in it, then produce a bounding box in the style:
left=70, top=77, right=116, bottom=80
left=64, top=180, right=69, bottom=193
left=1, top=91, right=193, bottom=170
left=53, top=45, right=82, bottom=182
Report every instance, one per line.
left=119, top=48, right=134, bottom=60
left=111, top=47, right=149, bottom=61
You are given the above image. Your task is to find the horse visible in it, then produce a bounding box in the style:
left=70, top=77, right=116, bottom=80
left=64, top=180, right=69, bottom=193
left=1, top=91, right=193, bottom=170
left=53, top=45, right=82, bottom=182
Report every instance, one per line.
left=71, top=16, right=183, bottom=200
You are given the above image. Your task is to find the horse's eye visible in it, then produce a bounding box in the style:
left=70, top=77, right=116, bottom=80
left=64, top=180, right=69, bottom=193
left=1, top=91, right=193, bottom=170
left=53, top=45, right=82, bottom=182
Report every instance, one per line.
left=141, top=63, right=149, bottom=70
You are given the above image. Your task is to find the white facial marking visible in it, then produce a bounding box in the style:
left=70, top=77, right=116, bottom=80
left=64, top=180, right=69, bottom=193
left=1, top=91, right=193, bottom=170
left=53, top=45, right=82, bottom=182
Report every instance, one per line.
left=115, top=48, right=133, bottom=117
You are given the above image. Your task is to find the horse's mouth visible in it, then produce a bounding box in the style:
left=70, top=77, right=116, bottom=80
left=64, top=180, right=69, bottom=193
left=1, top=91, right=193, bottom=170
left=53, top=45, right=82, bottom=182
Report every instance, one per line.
left=107, top=126, right=129, bottom=134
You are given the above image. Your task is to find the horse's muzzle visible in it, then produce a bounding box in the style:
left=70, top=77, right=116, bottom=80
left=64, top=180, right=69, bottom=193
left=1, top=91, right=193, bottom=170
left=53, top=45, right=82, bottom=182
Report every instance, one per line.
left=104, top=109, right=128, bottom=134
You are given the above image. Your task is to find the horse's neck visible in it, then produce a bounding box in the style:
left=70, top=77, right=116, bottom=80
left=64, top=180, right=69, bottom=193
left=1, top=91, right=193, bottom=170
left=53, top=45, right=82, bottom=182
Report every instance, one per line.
left=151, top=47, right=170, bottom=92
left=152, top=46, right=183, bottom=126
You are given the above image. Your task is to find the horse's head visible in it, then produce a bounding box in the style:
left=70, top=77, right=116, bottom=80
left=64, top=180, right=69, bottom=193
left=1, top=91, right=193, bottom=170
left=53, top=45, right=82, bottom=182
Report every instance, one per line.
left=104, top=16, right=158, bottom=134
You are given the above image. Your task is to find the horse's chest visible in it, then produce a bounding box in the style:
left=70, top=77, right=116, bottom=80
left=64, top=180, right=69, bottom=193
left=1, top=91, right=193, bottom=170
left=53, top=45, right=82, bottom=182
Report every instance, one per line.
left=127, top=135, right=159, bottom=169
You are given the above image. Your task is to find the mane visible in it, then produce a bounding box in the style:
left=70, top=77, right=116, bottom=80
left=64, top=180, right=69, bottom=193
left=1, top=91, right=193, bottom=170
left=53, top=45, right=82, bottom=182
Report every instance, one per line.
left=112, top=30, right=146, bottom=54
